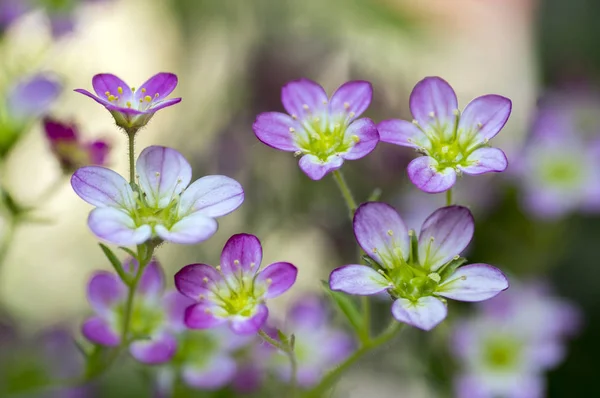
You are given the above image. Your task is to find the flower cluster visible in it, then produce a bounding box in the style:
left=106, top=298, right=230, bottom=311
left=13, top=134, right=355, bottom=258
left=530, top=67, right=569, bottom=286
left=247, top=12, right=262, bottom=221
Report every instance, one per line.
left=330, top=203, right=508, bottom=330
left=452, top=282, right=580, bottom=398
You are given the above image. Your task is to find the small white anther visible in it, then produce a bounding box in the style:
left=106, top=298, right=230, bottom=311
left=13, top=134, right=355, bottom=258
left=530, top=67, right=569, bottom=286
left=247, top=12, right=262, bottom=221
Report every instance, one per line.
left=344, top=102, right=350, bottom=109
left=428, top=111, right=435, bottom=118
left=289, top=127, right=295, bottom=132
left=453, top=109, right=460, bottom=116
left=293, top=151, right=302, bottom=157
left=302, top=104, right=309, bottom=110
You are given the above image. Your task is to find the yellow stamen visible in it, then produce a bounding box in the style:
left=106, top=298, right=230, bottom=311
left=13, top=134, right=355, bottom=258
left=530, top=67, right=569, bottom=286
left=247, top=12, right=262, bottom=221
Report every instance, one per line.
left=144, top=95, right=152, bottom=102
left=117, top=86, right=123, bottom=95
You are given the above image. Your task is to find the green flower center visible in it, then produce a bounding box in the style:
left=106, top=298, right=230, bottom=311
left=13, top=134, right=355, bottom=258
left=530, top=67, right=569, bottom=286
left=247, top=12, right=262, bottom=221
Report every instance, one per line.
left=129, top=193, right=181, bottom=232
left=116, top=300, right=164, bottom=339
left=538, top=157, right=584, bottom=188
left=482, top=336, right=521, bottom=370
left=208, top=268, right=268, bottom=317
left=294, top=114, right=357, bottom=161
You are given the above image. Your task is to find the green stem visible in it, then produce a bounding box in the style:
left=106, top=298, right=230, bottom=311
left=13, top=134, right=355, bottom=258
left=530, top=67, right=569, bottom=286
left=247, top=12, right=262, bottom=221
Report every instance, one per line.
left=446, top=188, right=452, bottom=206
left=306, top=322, right=403, bottom=397
left=332, top=170, right=358, bottom=213
left=127, top=131, right=136, bottom=184
left=259, top=330, right=298, bottom=397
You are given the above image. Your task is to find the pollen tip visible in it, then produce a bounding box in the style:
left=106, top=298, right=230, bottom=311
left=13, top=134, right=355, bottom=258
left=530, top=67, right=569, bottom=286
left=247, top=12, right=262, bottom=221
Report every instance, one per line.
left=429, top=236, right=435, bottom=242
left=266, top=278, right=273, bottom=285
left=372, top=248, right=378, bottom=253
left=387, top=229, right=394, bottom=236
left=291, top=114, right=297, bottom=120
left=428, top=111, right=435, bottom=118
left=141, top=88, right=147, bottom=93
left=343, top=102, right=350, bottom=109
left=322, top=100, right=328, bottom=105
left=428, top=272, right=441, bottom=283
left=412, top=119, right=419, bottom=125
left=408, top=229, right=415, bottom=236
left=477, top=122, right=483, bottom=128
left=104, top=91, right=110, bottom=96
left=293, top=151, right=302, bottom=158
left=302, top=104, right=309, bottom=110
left=453, top=109, right=460, bottom=116
left=154, top=93, right=159, bottom=98
left=289, top=127, right=295, bottom=132
left=377, top=269, right=385, bottom=275
left=349, top=111, right=355, bottom=118
left=351, top=134, right=360, bottom=143
left=233, top=259, right=240, bottom=265
left=204, top=308, right=212, bottom=314
left=131, top=87, right=136, bottom=92
left=155, top=171, right=160, bottom=177
left=250, top=262, right=256, bottom=268
left=460, top=276, right=467, bottom=281
left=117, top=86, right=123, bottom=94
left=126, top=101, right=132, bottom=108
left=144, top=95, right=152, bottom=102
left=216, top=265, right=221, bottom=271
left=198, top=294, right=205, bottom=300
left=202, top=277, right=209, bottom=283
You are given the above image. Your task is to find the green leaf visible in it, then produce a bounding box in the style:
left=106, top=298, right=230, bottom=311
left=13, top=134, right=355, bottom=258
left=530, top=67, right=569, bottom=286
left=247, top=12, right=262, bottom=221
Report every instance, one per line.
left=118, top=246, right=138, bottom=259
left=438, top=257, right=468, bottom=280
left=321, top=280, right=363, bottom=334
left=99, top=243, right=130, bottom=284
left=276, top=329, right=289, bottom=346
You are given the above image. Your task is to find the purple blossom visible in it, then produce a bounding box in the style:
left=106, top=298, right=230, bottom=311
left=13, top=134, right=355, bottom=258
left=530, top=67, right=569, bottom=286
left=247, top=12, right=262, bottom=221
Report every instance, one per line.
left=514, top=90, right=600, bottom=219
left=175, top=233, right=298, bottom=335
left=75, top=73, right=181, bottom=131
left=0, top=0, right=28, bottom=32
left=273, top=296, right=354, bottom=387
left=71, top=145, right=244, bottom=246
left=82, top=258, right=180, bottom=364
left=43, top=117, right=110, bottom=172
left=452, top=282, right=580, bottom=398
left=378, top=77, right=511, bottom=193
left=5, top=73, right=61, bottom=121
left=329, top=202, right=508, bottom=331
left=252, top=78, right=379, bottom=180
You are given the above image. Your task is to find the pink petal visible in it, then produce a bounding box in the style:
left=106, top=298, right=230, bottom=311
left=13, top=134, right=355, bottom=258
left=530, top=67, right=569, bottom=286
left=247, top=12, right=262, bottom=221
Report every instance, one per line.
left=281, top=78, right=328, bottom=120
left=377, top=119, right=429, bottom=149
left=409, top=77, right=458, bottom=127
left=341, top=118, right=379, bottom=160
left=407, top=156, right=456, bottom=193
left=437, top=264, right=509, bottom=302
left=329, top=264, right=390, bottom=295
left=178, top=175, right=244, bottom=218
left=88, top=207, right=152, bottom=246
left=155, top=212, right=218, bottom=245
left=391, top=296, right=447, bottom=331
left=81, top=316, right=120, bottom=346
left=175, top=263, right=223, bottom=299
left=459, top=147, right=508, bottom=175
left=458, top=94, right=512, bottom=144
left=71, top=166, right=135, bottom=208
left=255, top=262, right=298, bottom=299
left=298, top=154, right=344, bottom=180
left=253, top=112, right=301, bottom=152
left=329, top=80, right=373, bottom=121
left=220, top=233, right=262, bottom=277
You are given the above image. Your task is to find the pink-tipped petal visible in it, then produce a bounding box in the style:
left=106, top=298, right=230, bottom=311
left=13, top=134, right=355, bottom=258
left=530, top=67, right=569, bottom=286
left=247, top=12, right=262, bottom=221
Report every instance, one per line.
left=220, top=233, right=262, bottom=277
left=71, top=166, right=134, bottom=208
left=353, top=202, right=410, bottom=266
left=409, top=77, right=458, bottom=126
left=329, top=264, right=390, bottom=295
left=459, top=147, right=508, bottom=175
left=135, top=73, right=178, bottom=102
left=175, top=264, right=223, bottom=300
left=88, top=207, right=152, bottom=246
left=255, top=262, right=297, bottom=299
left=458, top=94, right=512, bottom=143
left=418, top=206, right=474, bottom=272
left=407, top=156, right=457, bottom=193
left=281, top=78, right=328, bottom=120
left=298, top=154, right=344, bottom=180
left=178, top=175, right=244, bottom=218
left=185, top=303, right=227, bottom=329
left=81, top=316, right=120, bottom=346
left=253, top=112, right=301, bottom=152
left=230, top=304, right=269, bottom=335
left=377, top=119, right=429, bottom=149
left=391, top=296, right=447, bottom=331
left=342, top=118, right=379, bottom=160
left=182, top=355, right=237, bottom=390
left=155, top=212, right=218, bottom=245
left=92, top=74, right=132, bottom=100
left=129, top=332, right=177, bottom=364
left=136, top=146, right=192, bottom=209
left=437, top=264, right=509, bottom=302
left=329, top=80, right=373, bottom=120
left=87, top=271, right=126, bottom=316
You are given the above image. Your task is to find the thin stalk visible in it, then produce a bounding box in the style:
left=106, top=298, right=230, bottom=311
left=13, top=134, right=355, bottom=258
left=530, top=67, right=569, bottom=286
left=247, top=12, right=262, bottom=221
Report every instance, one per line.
left=332, top=170, right=358, bottom=213
left=127, top=132, right=136, bottom=184
left=446, top=188, right=453, bottom=206
left=259, top=330, right=298, bottom=397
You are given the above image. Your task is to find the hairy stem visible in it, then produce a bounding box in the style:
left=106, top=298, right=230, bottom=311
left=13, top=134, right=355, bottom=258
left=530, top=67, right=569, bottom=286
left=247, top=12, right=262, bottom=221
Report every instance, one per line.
left=127, top=132, right=136, bottom=184
left=259, top=330, right=298, bottom=397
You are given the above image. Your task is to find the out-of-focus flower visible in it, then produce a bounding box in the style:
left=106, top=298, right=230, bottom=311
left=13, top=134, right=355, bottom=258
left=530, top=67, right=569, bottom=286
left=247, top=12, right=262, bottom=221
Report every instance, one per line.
left=514, top=90, right=600, bottom=219
left=273, top=296, right=354, bottom=387
left=43, top=117, right=110, bottom=172
left=378, top=77, right=511, bottom=193
left=0, top=0, right=28, bottom=33
left=452, top=282, right=580, bottom=398
left=82, top=258, right=179, bottom=364
left=71, top=145, right=244, bottom=246
left=253, top=78, right=379, bottom=180
left=75, top=73, right=181, bottom=131
left=175, top=233, right=298, bottom=335
left=330, top=203, right=508, bottom=331
left=0, top=74, right=61, bottom=155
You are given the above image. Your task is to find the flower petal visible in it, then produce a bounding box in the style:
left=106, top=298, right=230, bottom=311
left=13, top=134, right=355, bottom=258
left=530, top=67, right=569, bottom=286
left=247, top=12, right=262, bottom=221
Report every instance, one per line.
left=162, top=291, right=196, bottom=332
left=71, top=166, right=134, bottom=208
left=185, top=303, right=227, bottom=329
left=409, top=77, right=458, bottom=126
left=230, top=304, right=269, bottom=335
left=92, top=73, right=132, bottom=100
left=298, top=154, right=344, bottom=180
left=155, top=212, right=218, bottom=245
left=87, top=271, right=126, bottom=316
left=437, top=264, right=509, bottom=302
left=136, top=146, right=192, bottom=209
left=377, top=119, right=429, bottom=149
left=137, top=259, right=165, bottom=299
left=81, top=316, right=120, bottom=346
left=220, top=233, right=262, bottom=277
left=391, top=297, right=447, bottom=331
left=255, top=262, right=298, bottom=299
left=88, top=207, right=152, bottom=246
left=74, top=88, right=111, bottom=107
left=288, top=296, right=327, bottom=328
left=418, top=206, right=474, bottom=271
left=458, top=94, right=512, bottom=144
left=253, top=112, right=301, bottom=152
left=129, top=332, right=177, bottom=364
left=353, top=202, right=410, bottom=266
left=329, top=264, right=390, bottom=295
left=88, top=140, right=111, bottom=166
left=182, top=355, right=237, bottom=390
left=135, top=73, right=178, bottom=102
left=149, top=97, right=182, bottom=112
left=281, top=78, right=328, bottom=120
left=341, top=118, right=379, bottom=160
left=329, top=80, right=373, bottom=121
left=178, top=175, right=244, bottom=218
left=459, top=147, right=508, bottom=175
left=7, top=75, right=61, bottom=120
left=175, top=263, right=223, bottom=300
left=407, top=156, right=456, bottom=193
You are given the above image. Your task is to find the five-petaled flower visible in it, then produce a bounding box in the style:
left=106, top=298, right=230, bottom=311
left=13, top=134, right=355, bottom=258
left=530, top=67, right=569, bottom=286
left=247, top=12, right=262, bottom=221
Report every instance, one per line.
left=378, top=77, right=511, bottom=193
left=75, top=73, right=181, bottom=131
left=43, top=117, right=110, bottom=172
left=175, top=233, right=298, bottom=335
left=82, top=258, right=180, bottom=364
left=71, top=145, right=244, bottom=246
left=329, top=202, right=509, bottom=331
left=252, top=78, right=379, bottom=180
